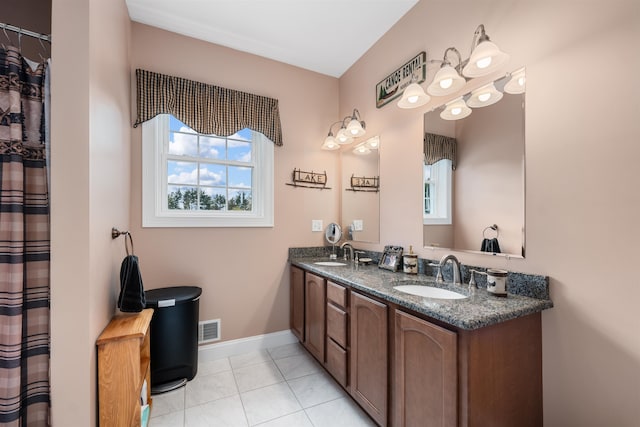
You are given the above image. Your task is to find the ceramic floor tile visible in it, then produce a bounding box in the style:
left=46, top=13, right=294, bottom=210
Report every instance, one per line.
left=229, top=350, right=272, bottom=369
left=185, top=370, right=239, bottom=408
left=233, top=360, right=284, bottom=392
left=253, top=410, right=314, bottom=427
left=185, top=394, right=248, bottom=427
left=304, top=397, right=377, bottom=427
left=151, top=387, right=185, bottom=418
left=267, top=343, right=306, bottom=360
left=287, top=371, right=346, bottom=408
left=273, top=353, right=322, bottom=380
left=198, top=357, right=232, bottom=376
left=240, top=382, right=302, bottom=426
left=149, top=410, right=185, bottom=427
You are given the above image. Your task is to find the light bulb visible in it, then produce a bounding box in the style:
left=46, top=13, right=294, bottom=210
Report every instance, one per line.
left=476, top=56, right=492, bottom=69
left=518, top=76, right=525, bottom=86
left=439, top=78, right=453, bottom=89
left=408, top=95, right=419, bottom=104
left=478, top=92, right=491, bottom=102
left=451, top=107, right=462, bottom=116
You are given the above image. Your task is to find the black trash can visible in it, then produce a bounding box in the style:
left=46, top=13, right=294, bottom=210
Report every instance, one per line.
left=145, top=286, right=202, bottom=394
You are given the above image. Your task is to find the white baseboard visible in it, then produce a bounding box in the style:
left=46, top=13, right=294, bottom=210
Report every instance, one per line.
left=198, top=329, right=298, bottom=362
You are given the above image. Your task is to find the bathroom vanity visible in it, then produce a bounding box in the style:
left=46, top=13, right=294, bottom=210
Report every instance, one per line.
left=289, top=253, right=552, bottom=427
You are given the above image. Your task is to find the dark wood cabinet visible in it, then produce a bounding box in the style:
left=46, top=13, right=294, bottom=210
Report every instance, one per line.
left=350, top=291, right=388, bottom=427
left=326, top=281, right=349, bottom=388
left=304, top=272, right=326, bottom=363
left=289, top=265, right=543, bottom=427
left=290, top=266, right=305, bottom=342
left=393, top=310, right=457, bottom=427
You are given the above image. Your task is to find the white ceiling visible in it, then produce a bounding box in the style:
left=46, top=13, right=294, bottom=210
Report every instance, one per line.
left=125, top=0, right=419, bottom=78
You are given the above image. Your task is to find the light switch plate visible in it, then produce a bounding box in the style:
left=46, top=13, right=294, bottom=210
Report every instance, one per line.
left=353, top=219, right=363, bottom=231
left=312, top=220, right=323, bottom=232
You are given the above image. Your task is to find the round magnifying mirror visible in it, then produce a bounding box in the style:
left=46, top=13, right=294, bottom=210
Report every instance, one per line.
left=325, top=223, right=342, bottom=245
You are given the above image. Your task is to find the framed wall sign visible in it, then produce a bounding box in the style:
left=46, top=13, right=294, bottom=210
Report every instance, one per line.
left=376, top=52, right=426, bottom=109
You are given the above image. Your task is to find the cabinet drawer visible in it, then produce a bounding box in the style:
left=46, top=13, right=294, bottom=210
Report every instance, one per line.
left=326, top=303, right=347, bottom=348
left=327, top=281, right=347, bottom=309
left=326, top=338, right=348, bottom=388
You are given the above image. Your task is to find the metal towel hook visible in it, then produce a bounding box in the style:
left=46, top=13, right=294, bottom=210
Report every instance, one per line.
left=112, top=227, right=135, bottom=256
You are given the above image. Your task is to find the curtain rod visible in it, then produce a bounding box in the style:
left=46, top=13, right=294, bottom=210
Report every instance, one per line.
left=0, top=22, right=51, bottom=43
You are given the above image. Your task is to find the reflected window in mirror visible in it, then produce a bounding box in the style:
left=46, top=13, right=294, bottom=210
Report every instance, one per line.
left=423, top=159, right=452, bottom=225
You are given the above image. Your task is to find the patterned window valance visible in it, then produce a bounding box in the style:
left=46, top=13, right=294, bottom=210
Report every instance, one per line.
left=133, top=69, right=283, bottom=146
left=424, top=133, right=457, bottom=170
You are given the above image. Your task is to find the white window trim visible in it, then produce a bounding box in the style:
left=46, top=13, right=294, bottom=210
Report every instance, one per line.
left=423, top=160, right=452, bottom=225
left=142, top=115, right=274, bottom=227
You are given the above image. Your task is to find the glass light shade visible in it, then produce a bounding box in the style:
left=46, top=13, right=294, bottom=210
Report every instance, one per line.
left=353, top=145, right=371, bottom=155
left=440, top=98, right=472, bottom=120
left=462, top=41, right=510, bottom=78
left=504, top=68, right=526, bottom=94
left=322, top=135, right=340, bottom=150
left=427, top=65, right=466, bottom=96
left=336, top=128, right=354, bottom=145
left=397, top=83, right=431, bottom=109
left=346, top=119, right=366, bottom=137
left=365, top=135, right=380, bottom=150
left=466, top=82, right=503, bottom=108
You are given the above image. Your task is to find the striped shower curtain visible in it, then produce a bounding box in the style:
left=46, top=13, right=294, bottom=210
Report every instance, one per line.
left=0, top=46, right=50, bottom=426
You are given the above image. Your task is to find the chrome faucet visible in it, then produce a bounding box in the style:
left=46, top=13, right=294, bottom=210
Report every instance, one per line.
left=340, top=242, right=354, bottom=261
left=438, top=254, right=463, bottom=285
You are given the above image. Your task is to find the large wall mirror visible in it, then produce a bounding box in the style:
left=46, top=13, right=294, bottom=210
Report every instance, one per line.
left=341, top=136, right=380, bottom=243
left=423, top=71, right=526, bottom=257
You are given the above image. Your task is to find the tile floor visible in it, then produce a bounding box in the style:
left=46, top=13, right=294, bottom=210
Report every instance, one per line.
left=150, top=342, right=377, bottom=427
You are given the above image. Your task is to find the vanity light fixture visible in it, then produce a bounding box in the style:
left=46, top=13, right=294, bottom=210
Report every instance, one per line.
left=321, top=109, right=366, bottom=150
left=504, top=67, right=526, bottom=94
left=426, top=48, right=466, bottom=96
left=466, top=82, right=503, bottom=108
left=462, top=24, right=510, bottom=78
left=397, top=82, right=431, bottom=108
left=397, top=24, right=509, bottom=110
left=440, top=97, right=472, bottom=120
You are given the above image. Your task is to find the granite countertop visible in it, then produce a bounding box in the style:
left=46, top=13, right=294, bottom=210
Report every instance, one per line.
left=290, top=256, right=553, bottom=330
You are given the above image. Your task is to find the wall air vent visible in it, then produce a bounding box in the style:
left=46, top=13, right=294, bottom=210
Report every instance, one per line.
left=198, top=319, right=220, bottom=344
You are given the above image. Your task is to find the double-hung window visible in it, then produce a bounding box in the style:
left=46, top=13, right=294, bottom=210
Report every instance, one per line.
left=142, top=114, right=274, bottom=227
left=423, top=159, right=452, bottom=225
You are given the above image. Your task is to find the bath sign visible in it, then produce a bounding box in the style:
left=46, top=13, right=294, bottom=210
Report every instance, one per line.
left=376, top=52, right=426, bottom=108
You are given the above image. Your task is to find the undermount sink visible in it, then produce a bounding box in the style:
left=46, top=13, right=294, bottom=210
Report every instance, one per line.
left=314, top=261, right=347, bottom=266
left=393, top=284, right=467, bottom=300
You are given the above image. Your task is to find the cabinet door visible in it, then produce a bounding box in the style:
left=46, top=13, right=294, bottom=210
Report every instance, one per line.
left=350, top=292, right=388, bottom=427
left=304, top=272, right=326, bottom=363
left=290, top=266, right=305, bottom=342
left=393, top=310, right=457, bottom=427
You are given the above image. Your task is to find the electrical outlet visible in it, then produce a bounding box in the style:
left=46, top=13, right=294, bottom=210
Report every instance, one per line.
left=311, top=220, right=323, bottom=232
left=353, top=219, right=364, bottom=231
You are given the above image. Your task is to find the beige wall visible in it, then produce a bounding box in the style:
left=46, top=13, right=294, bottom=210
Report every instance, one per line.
left=340, top=0, right=640, bottom=425
left=129, top=23, right=340, bottom=342
left=50, top=0, right=131, bottom=425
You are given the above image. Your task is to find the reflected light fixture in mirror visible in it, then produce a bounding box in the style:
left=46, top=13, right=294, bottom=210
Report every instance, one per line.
left=504, top=67, right=526, bottom=94
left=397, top=24, right=509, bottom=110
left=321, top=109, right=366, bottom=150
left=440, top=97, right=472, bottom=120
left=353, top=135, right=380, bottom=155
left=466, top=82, right=503, bottom=108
